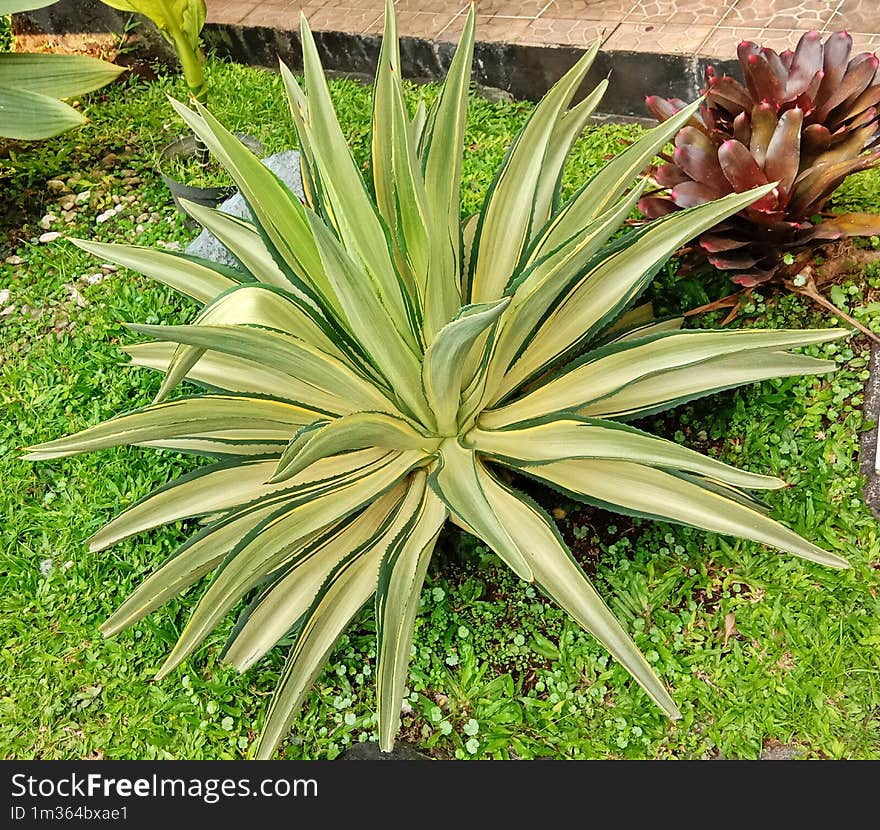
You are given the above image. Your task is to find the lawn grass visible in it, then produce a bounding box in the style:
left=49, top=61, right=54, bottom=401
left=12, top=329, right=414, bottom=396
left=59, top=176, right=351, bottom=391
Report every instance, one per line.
left=2, top=57, right=880, bottom=760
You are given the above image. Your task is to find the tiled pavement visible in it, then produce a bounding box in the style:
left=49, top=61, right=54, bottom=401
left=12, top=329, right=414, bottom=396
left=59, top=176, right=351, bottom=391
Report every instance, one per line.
left=205, top=0, right=880, bottom=56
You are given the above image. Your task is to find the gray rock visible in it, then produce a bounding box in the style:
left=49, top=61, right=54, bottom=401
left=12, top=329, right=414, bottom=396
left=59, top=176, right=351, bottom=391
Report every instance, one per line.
left=759, top=744, right=805, bottom=761
left=185, top=150, right=304, bottom=269
left=339, top=741, right=431, bottom=761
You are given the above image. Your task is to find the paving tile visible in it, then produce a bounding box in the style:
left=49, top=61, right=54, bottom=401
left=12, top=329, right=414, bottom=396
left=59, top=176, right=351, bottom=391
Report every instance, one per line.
left=695, top=25, right=761, bottom=56
left=697, top=24, right=822, bottom=57
left=603, top=21, right=716, bottom=53
left=239, top=3, right=303, bottom=29
left=393, top=0, right=468, bottom=13
left=540, top=0, right=637, bottom=20
left=825, top=0, right=880, bottom=35
left=625, top=0, right=739, bottom=26
left=848, top=32, right=880, bottom=53
left=750, top=26, right=815, bottom=51
left=204, top=0, right=252, bottom=24
left=520, top=16, right=609, bottom=45
left=442, top=13, right=533, bottom=42
left=470, top=0, right=549, bottom=16
left=721, top=0, right=836, bottom=31
left=392, top=9, right=466, bottom=39
left=311, top=0, right=386, bottom=10
left=299, top=6, right=386, bottom=33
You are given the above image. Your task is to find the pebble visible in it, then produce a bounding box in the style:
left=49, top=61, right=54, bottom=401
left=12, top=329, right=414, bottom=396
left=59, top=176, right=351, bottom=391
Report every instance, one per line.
left=64, top=283, right=87, bottom=308
left=101, top=153, right=118, bottom=169
left=76, top=190, right=91, bottom=204
left=0, top=288, right=9, bottom=305
left=135, top=224, right=145, bottom=234
left=111, top=193, right=121, bottom=205
left=5, top=256, right=22, bottom=266
left=85, top=273, right=105, bottom=285
left=46, top=179, right=68, bottom=194
left=39, top=231, right=62, bottom=244
left=66, top=173, right=81, bottom=188
left=59, top=195, right=77, bottom=211
left=135, top=212, right=149, bottom=223
left=123, top=176, right=142, bottom=186
left=40, top=213, right=58, bottom=230
left=95, top=209, right=116, bottom=224
left=1, top=304, right=15, bottom=317
left=100, top=264, right=117, bottom=273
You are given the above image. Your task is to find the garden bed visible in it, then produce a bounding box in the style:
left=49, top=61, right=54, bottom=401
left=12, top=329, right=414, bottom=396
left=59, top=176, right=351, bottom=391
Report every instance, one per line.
left=2, top=59, right=880, bottom=760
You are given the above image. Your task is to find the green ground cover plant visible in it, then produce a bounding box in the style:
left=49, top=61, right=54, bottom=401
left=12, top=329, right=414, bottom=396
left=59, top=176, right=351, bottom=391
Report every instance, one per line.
left=2, top=49, right=879, bottom=760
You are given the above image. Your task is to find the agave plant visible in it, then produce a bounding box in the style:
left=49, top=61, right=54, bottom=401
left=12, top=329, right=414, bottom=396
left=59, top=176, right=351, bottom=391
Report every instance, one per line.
left=27, top=3, right=850, bottom=759
left=641, top=30, right=880, bottom=289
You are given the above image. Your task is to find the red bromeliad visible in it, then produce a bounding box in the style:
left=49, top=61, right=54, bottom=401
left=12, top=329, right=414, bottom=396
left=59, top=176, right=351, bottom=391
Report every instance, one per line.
left=641, top=31, right=880, bottom=289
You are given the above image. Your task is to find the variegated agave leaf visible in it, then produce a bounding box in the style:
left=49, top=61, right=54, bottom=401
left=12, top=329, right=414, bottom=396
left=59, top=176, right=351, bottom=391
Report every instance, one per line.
left=642, top=30, right=880, bottom=287
left=27, top=2, right=851, bottom=759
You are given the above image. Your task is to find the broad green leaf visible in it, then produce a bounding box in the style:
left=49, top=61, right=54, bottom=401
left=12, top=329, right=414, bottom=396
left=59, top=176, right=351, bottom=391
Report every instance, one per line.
left=270, top=411, right=437, bottom=484
left=224, top=489, right=407, bottom=672
left=70, top=238, right=240, bottom=303
left=422, top=299, right=508, bottom=434
left=24, top=394, right=316, bottom=460
left=478, top=470, right=680, bottom=718
left=484, top=327, right=845, bottom=426
left=155, top=450, right=425, bottom=679
left=0, top=85, right=85, bottom=140
left=376, top=476, right=447, bottom=750
left=607, top=315, right=684, bottom=344
left=101, top=0, right=205, bottom=50
left=0, top=53, right=124, bottom=99
left=429, top=439, right=532, bottom=581
left=471, top=415, right=785, bottom=490
left=0, top=0, right=57, bottom=12
left=529, top=459, right=849, bottom=569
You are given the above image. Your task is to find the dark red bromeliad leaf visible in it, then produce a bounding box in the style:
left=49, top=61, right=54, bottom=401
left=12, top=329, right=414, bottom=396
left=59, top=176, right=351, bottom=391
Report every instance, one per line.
left=638, top=29, right=880, bottom=283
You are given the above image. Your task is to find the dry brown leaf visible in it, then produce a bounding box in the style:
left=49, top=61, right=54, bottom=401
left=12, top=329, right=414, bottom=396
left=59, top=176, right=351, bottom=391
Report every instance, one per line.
left=722, top=612, right=738, bottom=647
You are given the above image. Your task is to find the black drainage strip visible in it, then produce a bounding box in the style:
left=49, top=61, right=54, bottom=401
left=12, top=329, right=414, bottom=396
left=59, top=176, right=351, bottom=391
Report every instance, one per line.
left=202, top=21, right=741, bottom=118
